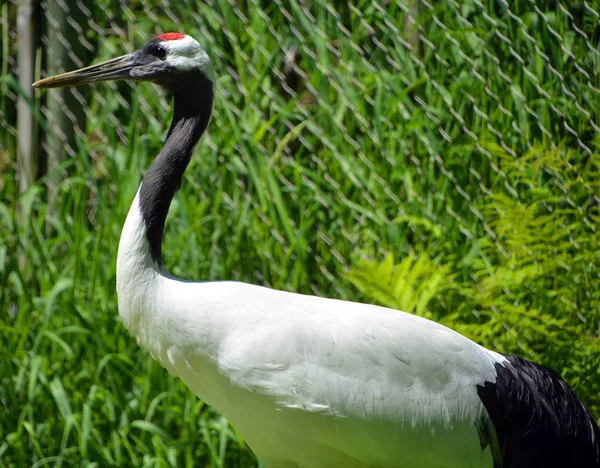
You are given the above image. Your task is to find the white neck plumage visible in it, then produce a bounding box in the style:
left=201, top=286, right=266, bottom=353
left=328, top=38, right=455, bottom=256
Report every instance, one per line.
left=116, top=190, right=159, bottom=337
left=115, top=71, right=215, bottom=339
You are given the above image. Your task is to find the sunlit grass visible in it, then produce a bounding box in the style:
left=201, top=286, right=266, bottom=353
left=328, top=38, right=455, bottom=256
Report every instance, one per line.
left=2, top=0, right=600, bottom=466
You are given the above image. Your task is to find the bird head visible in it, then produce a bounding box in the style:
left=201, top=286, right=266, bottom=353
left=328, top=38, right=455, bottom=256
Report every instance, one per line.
left=33, top=33, right=214, bottom=91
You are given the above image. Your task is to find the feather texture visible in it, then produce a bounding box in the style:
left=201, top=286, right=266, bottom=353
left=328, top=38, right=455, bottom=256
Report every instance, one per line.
left=109, top=34, right=600, bottom=468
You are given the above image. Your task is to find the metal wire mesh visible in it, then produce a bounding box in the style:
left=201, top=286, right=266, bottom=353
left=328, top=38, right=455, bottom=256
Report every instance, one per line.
left=2, top=0, right=600, bottom=347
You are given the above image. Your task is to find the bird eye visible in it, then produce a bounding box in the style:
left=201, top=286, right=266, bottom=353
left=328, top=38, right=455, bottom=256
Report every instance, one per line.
left=153, top=46, right=166, bottom=59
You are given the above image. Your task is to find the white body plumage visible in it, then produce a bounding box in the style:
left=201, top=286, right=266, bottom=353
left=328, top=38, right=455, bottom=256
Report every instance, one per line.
left=118, top=193, right=503, bottom=467
left=35, top=32, right=600, bottom=468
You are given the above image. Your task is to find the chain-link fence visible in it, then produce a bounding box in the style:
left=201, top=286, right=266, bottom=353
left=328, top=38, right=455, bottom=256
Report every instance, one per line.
left=2, top=0, right=600, bottom=463
left=5, top=1, right=600, bottom=332
left=2, top=0, right=600, bottom=418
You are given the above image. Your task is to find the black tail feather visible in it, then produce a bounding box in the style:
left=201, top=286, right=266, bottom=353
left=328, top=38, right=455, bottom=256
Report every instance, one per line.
left=477, top=355, right=600, bottom=468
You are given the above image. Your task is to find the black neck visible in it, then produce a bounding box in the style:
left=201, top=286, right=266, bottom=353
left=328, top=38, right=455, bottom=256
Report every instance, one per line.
left=138, top=72, right=214, bottom=265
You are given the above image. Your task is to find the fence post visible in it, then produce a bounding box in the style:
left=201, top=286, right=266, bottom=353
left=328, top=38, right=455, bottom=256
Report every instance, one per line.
left=17, top=0, right=38, bottom=194
left=44, top=0, right=90, bottom=201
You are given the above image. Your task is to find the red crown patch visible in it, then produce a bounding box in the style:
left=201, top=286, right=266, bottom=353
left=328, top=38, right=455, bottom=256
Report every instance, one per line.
left=156, top=32, right=186, bottom=41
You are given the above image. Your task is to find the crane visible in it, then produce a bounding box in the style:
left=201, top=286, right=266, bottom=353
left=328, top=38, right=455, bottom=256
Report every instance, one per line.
left=33, top=33, right=600, bottom=468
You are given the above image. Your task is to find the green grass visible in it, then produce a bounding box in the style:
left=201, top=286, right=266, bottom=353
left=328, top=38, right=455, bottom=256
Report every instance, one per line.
left=2, top=0, right=600, bottom=466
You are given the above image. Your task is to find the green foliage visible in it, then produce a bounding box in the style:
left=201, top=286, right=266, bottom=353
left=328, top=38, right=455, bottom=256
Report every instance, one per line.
left=348, top=145, right=600, bottom=418
left=2, top=0, right=600, bottom=466
left=347, top=253, right=453, bottom=319
left=1, top=180, right=256, bottom=467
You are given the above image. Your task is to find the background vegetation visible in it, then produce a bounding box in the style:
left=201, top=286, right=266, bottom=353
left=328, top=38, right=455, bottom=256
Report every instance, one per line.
left=1, top=0, right=599, bottom=466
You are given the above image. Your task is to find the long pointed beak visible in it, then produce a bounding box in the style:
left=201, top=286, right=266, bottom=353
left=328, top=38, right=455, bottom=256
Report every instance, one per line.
left=32, top=53, right=137, bottom=89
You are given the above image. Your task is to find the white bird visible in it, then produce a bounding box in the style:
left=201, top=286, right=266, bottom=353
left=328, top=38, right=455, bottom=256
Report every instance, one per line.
left=34, top=33, right=600, bottom=468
